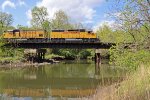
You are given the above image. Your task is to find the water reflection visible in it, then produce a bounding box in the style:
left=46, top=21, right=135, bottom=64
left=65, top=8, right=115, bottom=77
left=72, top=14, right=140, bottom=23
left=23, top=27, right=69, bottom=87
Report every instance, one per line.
left=0, top=60, right=124, bottom=99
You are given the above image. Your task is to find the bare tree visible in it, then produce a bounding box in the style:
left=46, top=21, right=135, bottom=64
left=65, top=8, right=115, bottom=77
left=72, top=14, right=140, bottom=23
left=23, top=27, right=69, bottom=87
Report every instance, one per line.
left=112, top=0, right=150, bottom=49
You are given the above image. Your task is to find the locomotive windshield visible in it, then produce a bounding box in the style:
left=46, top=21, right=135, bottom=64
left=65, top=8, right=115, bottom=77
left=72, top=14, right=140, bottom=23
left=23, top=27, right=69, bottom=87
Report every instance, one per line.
left=52, top=30, right=65, bottom=32
left=87, top=31, right=92, bottom=33
left=6, top=30, right=13, bottom=34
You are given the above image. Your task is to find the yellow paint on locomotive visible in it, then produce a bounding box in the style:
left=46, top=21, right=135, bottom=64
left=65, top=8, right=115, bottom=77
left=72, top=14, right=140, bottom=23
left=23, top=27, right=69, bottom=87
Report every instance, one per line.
left=3, top=30, right=45, bottom=39
left=19, top=30, right=45, bottom=38
left=3, top=30, right=97, bottom=39
left=50, top=31, right=96, bottom=39
left=3, top=31, right=14, bottom=38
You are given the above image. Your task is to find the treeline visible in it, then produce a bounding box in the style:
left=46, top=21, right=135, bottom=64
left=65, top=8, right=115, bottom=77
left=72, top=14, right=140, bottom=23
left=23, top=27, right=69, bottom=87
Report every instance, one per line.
left=0, top=8, right=84, bottom=33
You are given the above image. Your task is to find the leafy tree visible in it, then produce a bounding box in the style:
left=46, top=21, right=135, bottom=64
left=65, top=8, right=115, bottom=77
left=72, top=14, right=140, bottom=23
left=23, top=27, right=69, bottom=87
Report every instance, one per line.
left=0, top=12, right=13, bottom=34
left=31, top=6, right=51, bottom=37
left=42, top=20, right=52, bottom=38
left=79, top=49, right=91, bottom=59
left=31, top=6, right=48, bottom=28
left=108, top=0, right=150, bottom=70
left=52, top=10, right=73, bottom=29
left=97, top=24, right=115, bottom=43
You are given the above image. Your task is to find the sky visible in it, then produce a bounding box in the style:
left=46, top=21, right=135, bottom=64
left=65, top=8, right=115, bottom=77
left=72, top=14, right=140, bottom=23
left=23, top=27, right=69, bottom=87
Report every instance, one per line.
left=0, top=0, right=121, bottom=30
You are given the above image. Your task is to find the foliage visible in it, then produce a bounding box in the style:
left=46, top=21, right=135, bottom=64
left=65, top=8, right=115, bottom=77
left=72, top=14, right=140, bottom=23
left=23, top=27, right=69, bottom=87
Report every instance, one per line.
left=0, top=11, right=13, bottom=34
left=60, top=49, right=76, bottom=59
left=109, top=46, right=150, bottom=70
left=51, top=49, right=92, bottom=59
left=0, top=56, right=24, bottom=64
left=52, top=10, right=73, bottom=29
left=31, top=6, right=48, bottom=28
left=96, top=23, right=136, bottom=43
left=31, top=6, right=51, bottom=37
left=100, top=0, right=150, bottom=71
left=0, top=11, right=26, bottom=64
left=0, top=42, right=24, bottom=64
left=42, top=20, right=52, bottom=37
left=114, top=0, right=149, bottom=45
left=45, top=54, right=64, bottom=59
left=79, top=49, right=92, bottom=59
left=52, top=49, right=79, bottom=59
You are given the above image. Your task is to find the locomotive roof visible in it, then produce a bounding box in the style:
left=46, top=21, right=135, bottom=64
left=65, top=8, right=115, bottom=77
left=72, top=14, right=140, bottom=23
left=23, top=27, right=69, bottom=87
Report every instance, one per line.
left=51, top=29, right=92, bottom=32
left=6, top=29, right=93, bottom=32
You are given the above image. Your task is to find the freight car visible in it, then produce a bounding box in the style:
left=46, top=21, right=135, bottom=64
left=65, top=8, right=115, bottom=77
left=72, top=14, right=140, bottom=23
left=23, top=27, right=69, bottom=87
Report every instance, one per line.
left=3, top=29, right=100, bottom=43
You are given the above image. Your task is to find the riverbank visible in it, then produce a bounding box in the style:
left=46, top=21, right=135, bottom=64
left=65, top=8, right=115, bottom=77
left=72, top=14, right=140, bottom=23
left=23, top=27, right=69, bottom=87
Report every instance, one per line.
left=92, top=64, right=150, bottom=100
left=0, top=53, right=66, bottom=68
left=0, top=58, right=60, bottom=68
left=0, top=55, right=92, bottom=68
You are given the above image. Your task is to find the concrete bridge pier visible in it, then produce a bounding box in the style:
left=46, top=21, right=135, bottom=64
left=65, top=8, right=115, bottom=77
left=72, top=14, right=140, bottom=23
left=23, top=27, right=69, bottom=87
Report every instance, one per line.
left=24, top=49, right=46, bottom=62
left=95, top=49, right=101, bottom=75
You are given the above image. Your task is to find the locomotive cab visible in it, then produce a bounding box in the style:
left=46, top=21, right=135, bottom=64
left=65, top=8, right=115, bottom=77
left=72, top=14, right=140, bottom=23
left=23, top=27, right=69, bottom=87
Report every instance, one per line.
left=3, top=30, right=13, bottom=38
left=87, top=30, right=92, bottom=33
left=3, top=30, right=21, bottom=39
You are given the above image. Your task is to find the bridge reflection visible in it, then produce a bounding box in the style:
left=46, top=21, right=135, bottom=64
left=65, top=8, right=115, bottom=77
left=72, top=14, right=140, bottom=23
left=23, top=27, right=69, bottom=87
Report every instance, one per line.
left=3, top=88, right=96, bottom=97
left=1, top=76, right=122, bottom=98
left=0, top=62, right=123, bottom=99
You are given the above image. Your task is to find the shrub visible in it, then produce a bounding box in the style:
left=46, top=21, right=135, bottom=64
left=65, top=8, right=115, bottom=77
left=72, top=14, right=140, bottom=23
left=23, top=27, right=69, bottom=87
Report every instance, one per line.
left=109, top=46, right=150, bottom=71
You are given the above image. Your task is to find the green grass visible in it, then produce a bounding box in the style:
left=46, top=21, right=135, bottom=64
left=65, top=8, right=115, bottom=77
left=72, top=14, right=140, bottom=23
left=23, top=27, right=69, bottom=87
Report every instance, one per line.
left=0, top=56, right=24, bottom=64
left=45, top=53, right=64, bottom=59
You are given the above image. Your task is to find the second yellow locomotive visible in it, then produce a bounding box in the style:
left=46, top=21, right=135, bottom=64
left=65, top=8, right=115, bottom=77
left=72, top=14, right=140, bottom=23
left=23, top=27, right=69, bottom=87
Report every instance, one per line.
left=3, top=29, right=100, bottom=43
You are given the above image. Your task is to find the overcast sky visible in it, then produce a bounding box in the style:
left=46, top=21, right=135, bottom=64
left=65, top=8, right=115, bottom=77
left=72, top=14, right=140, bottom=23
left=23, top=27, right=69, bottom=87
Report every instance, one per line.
left=0, top=0, right=121, bottom=30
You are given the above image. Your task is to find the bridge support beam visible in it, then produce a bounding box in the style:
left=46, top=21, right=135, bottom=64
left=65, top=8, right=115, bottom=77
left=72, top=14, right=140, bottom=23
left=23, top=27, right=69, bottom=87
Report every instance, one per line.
left=95, top=49, right=101, bottom=75
left=36, top=49, right=46, bottom=62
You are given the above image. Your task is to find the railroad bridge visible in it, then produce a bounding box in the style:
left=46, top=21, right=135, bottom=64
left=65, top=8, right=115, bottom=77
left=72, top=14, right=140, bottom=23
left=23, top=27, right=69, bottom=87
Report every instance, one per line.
left=5, top=42, right=115, bottom=74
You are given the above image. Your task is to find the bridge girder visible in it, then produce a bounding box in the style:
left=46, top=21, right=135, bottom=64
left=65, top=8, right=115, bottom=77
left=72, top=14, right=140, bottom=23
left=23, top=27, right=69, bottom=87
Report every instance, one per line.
left=5, top=42, right=115, bottom=49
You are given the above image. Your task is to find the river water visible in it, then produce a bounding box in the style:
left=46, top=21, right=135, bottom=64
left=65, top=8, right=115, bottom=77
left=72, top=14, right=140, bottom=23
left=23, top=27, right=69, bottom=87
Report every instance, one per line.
left=0, top=60, right=125, bottom=100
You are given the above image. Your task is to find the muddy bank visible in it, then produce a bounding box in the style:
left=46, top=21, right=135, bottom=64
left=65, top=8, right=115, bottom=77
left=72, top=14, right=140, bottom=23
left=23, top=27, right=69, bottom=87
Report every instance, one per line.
left=0, top=56, right=90, bottom=68
left=0, top=59, right=60, bottom=68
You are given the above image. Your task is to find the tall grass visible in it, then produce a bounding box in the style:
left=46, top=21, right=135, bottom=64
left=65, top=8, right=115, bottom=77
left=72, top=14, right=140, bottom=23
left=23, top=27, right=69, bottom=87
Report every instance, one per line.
left=99, top=64, right=150, bottom=100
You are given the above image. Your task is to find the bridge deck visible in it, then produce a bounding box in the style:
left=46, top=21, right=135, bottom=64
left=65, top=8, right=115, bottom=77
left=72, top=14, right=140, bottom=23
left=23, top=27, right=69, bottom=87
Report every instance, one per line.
left=6, top=42, right=115, bottom=49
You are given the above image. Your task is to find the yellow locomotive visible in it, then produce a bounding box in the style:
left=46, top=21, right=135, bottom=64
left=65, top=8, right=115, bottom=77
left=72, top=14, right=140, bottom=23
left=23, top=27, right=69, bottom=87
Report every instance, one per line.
left=3, top=29, right=100, bottom=43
